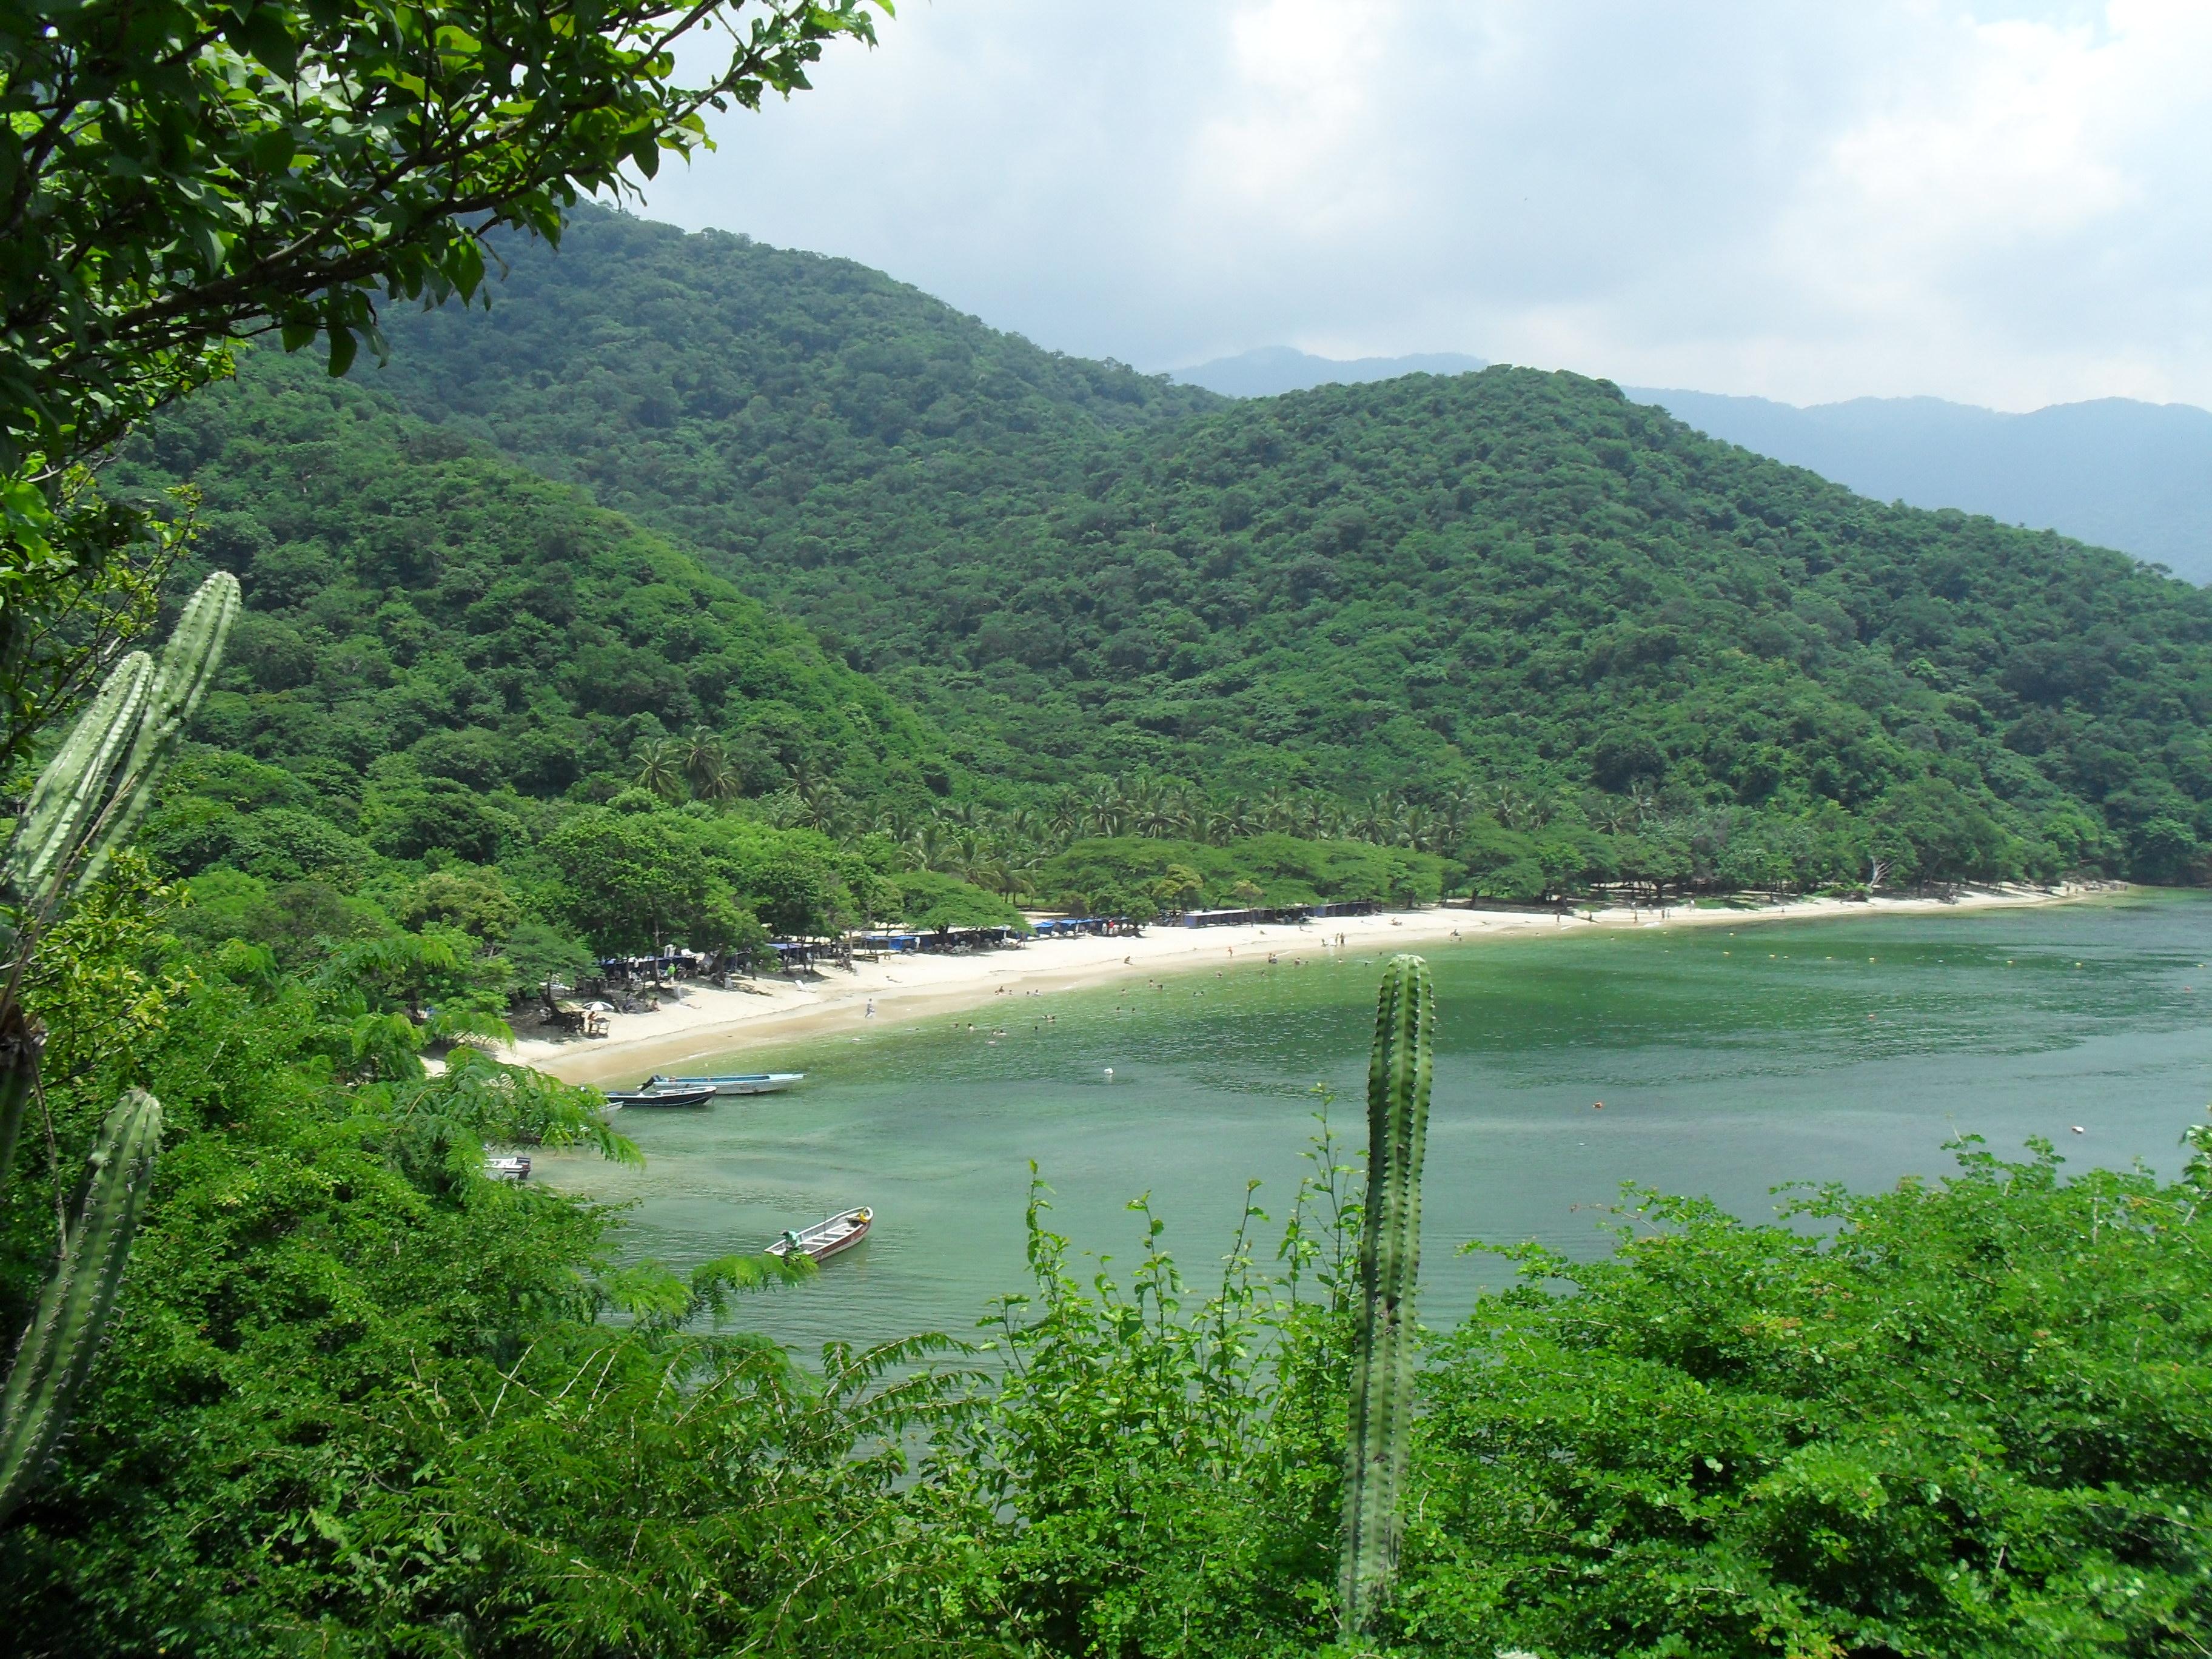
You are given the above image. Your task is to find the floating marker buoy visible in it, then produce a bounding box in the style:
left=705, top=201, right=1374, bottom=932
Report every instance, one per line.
left=1104, top=1067, right=1114, bottom=1079
left=2071, top=1125, right=2085, bottom=1134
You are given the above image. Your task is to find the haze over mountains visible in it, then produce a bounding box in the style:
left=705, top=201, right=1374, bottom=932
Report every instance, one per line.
left=1173, top=347, right=1489, bottom=399
left=1176, top=349, right=2212, bottom=583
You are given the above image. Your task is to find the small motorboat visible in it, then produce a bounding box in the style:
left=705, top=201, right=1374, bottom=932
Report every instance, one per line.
left=645, top=1071, right=804, bottom=1096
left=602, top=1084, right=716, bottom=1109
left=484, top=1154, right=532, bottom=1182
left=766, top=1206, right=873, bottom=1263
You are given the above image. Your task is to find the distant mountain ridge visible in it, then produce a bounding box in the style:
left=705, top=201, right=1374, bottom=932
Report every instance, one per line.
left=1619, top=388, right=2212, bottom=584
left=1172, top=346, right=1487, bottom=398
left=1171, top=347, right=2212, bottom=582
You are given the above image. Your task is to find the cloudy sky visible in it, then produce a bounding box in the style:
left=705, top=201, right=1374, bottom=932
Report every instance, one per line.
left=636, top=1, right=2212, bottom=412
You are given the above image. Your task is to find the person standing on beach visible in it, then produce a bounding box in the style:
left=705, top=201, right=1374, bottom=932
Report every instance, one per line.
left=865, top=999, right=876, bottom=1019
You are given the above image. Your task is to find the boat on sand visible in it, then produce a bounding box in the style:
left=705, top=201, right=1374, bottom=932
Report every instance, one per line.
left=766, top=1207, right=872, bottom=1262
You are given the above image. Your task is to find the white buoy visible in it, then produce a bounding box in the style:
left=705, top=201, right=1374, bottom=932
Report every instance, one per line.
left=1104, top=1067, right=1114, bottom=1079
left=2071, top=1125, right=2085, bottom=1134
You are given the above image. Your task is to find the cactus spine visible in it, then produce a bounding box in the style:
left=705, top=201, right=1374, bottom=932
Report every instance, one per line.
left=1339, top=952, right=1435, bottom=1641
left=0, top=572, right=236, bottom=1523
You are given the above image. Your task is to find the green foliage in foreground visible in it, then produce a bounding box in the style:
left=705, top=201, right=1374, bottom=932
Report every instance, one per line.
left=12, top=871, right=2212, bottom=1657
left=1, top=881, right=967, bottom=1656
left=0, top=572, right=238, bottom=1520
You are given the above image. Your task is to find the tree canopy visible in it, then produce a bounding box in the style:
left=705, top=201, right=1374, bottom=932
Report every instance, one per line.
left=333, top=212, right=2212, bottom=889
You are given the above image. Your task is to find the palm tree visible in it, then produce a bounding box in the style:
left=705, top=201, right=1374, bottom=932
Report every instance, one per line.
left=1047, top=791, right=1083, bottom=845
left=1590, top=796, right=1635, bottom=836
left=679, top=726, right=728, bottom=792
left=692, top=752, right=742, bottom=807
left=999, top=845, right=1045, bottom=901
left=1354, top=794, right=1394, bottom=843
left=793, top=776, right=843, bottom=831
left=1439, top=781, right=1481, bottom=842
left=905, top=821, right=948, bottom=873
left=1134, top=783, right=1180, bottom=839
left=633, top=739, right=684, bottom=801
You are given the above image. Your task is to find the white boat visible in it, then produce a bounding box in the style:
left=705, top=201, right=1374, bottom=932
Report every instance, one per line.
left=765, top=1206, right=872, bottom=1263
left=484, top=1155, right=532, bottom=1182
left=645, top=1071, right=804, bottom=1096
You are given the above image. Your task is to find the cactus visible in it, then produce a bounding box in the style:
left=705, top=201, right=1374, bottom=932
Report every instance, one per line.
left=0, top=1089, right=161, bottom=1520
left=1339, top=952, right=1436, bottom=1641
left=2, top=571, right=240, bottom=922
left=0, top=572, right=236, bottom=1522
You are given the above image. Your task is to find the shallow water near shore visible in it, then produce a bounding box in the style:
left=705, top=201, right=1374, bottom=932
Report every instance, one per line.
left=535, top=890, right=2212, bottom=1355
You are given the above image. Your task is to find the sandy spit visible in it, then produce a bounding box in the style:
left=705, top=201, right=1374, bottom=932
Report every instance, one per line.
left=504, top=883, right=2116, bottom=1089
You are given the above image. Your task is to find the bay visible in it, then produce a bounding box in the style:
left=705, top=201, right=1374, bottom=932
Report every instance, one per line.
left=536, top=891, right=2212, bottom=1355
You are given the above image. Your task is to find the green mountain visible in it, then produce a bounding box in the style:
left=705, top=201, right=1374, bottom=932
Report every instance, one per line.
left=110, top=358, right=1426, bottom=954
left=343, top=213, right=2212, bottom=888
left=119, top=360, right=956, bottom=819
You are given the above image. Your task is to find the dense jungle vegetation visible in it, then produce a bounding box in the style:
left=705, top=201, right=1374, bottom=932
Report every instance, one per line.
left=346, top=210, right=2212, bottom=893
left=101, top=363, right=1446, bottom=978
left=10, top=21, right=2212, bottom=1645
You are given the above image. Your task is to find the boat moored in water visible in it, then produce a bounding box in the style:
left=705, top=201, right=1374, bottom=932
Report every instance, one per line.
left=766, top=1206, right=872, bottom=1262
left=483, top=1154, right=531, bottom=1182
left=602, top=1084, right=716, bottom=1109
left=645, top=1072, right=804, bottom=1096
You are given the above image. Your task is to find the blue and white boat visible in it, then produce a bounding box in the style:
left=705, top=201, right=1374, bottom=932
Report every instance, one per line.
left=643, top=1071, right=805, bottom=1096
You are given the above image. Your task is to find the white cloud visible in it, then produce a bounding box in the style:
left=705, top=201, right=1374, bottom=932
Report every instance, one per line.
left=637, top=0, right=2212, bottom=409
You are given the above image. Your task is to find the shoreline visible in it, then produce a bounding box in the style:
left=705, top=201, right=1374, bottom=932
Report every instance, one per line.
left=508, top=882, right=2117, bottom=1088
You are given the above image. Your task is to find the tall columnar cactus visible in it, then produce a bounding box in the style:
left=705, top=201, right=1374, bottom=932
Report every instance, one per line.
left=1339, top=951, right=1435, bottom=1642
left=0, top=1089, right=161, bottom=1518
left=0, top=572, right=236, bottom=1523
left=2, top=571, right=240, bottom=928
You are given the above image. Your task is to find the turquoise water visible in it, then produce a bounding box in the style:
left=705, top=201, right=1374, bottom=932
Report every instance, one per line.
left=535, top=893, right=2212, bottom=1354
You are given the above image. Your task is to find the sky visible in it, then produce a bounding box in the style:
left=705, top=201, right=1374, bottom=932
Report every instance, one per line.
left=635, top=1, right=2212, bottom=412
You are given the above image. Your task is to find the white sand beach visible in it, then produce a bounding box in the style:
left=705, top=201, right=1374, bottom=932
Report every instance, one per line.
left=506, top=883, right=2113, bottom=1088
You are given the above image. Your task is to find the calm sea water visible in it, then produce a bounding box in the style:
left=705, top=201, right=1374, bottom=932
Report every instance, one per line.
left=535, top=892, right=2212, bottom=1354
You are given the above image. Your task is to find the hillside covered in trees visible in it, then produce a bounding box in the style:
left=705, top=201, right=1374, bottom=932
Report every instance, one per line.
left=318, top=209, right=2212, bottom=893
left=106, top=363, right=1436, bottom=986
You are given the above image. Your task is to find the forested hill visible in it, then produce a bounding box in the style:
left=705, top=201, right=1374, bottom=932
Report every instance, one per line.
left=374, top=207, right=1217, bottom=558
left=118, top=362, right=953, bottom=813
left=343, top=217, right=2212, bottom=886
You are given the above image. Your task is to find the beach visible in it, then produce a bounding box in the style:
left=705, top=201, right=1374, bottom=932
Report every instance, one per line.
left=508, top=883, right=2110, bottom=1087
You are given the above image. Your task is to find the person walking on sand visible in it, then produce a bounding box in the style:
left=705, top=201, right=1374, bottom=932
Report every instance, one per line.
left=865, top=999, right=875, bottom=1019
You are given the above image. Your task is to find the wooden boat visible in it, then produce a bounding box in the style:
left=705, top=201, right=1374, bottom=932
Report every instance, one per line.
left=602, top=1084, right=716, bottom=1109
left=645, top=1071, right=804, bottom=1096
left=484, top=1154, right=531, bottom=1182
left=766, top=1206, right=873, bottom=1263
